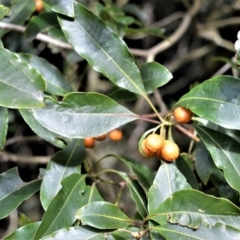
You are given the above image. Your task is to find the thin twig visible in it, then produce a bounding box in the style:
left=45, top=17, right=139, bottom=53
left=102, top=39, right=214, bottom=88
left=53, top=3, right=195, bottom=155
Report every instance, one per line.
left=0, top=151, right=51, bottom=164
left=5, top=135, right=43, bottom=147
left=175, top=124, right=200, bottom=142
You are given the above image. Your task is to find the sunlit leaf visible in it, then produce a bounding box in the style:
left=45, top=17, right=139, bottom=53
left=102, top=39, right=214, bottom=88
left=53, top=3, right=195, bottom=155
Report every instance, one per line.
left=0, top=47, right=45, bottom=108
left=3, top=222, right=40, bottom=240
left=0, top=168, right=41, bottom=219
left=148, top=162, right=191, bottom=213
left=148, top=189, right=240, bottom=229
left=18, top=54, right=72, bottom=96
left=43, top=0, right=74, bottom=17
left=34, top=174, right=86, bottom=239
left=20, top=109, right=66, bottom=148
left=40, top=139, right=84, bottom=210
left=75, top=201, right=133, bottom=229
left=177, top=75, right=240, bottom=130
left=41, top=226, right=106, bottom=240
left=58, top=2, right=146, bottom=95
left=32, top=93, right=137, bottom=138
left=154, top=222, right=240, bottom=240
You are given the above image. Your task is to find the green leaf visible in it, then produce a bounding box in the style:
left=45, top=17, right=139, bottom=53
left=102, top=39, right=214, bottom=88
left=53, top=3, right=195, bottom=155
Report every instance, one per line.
left=34, top=173, right=86, bottom=239
left=32, top=93, right=137, bottom=138
left=210, top=168, right=239, bottom=205
left=141, top=62, right=172, bottom=93
left=107, top=85, right=138, bottom=101
left=40, top=139, right=84, bottom=210
left=42, top=226, right=106, bottom=240
left=3, top=222, right=41, bottom=240
left=148, top=189, right=240, bottom=229
left=0, top=4, right=9, bottom=19
left=58, top=2, right=146, bottom=96
left=82, top=185, right=104, bottom=204
left=0, top=0, right=35, bottom=37
left=194, top=141, right=214, bottom=185
left=177, top=75, right=240, bottom=130
left=25, top=12, right=58, bottom=40
left=43, top=0, right=74, bottom=17
left=0, top=168, right=41, bottom=220
left=0, top=107, right=8, bottom=151
left=148, top=162, right=191, bottom=214
left=117, top=172, right=148, bottom=219
left=20, top=109, right=66, bottom=148
left=18, top=53, right=72, bottom=96
left=75, top=201, right=133, bottom=229
left=0, top=47, right=45, bottom=108
left=153, top=222, right=240, bottom=240
left=175, top=156, right=199, bottom=190
left=195, top=125, right=240, bottom=193
left=116, top=156, right=154, bottom=192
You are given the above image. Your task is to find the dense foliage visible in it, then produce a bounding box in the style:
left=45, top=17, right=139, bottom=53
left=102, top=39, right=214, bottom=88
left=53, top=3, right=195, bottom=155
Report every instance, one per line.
left=1, top=0, right=240, bottom=239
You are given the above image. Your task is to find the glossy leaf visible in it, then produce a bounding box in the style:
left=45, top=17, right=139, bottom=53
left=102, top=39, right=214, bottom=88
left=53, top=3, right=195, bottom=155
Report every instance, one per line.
left=0, top=5, right=8, bottom=19
left=82, top=185, right=104, bottom=204
left=148, top=189, right=240, bottom=229
left=195, top=125, right=240, bottom=193
left=34, top=174, right=86, bottom=239
left=153, top=222, right=240, bottom=240
left=3, top=222, right=41, bottom=240
left=0, top=107, right=8, bottom=151
left=18, top=53, right=72, bottom=96
left=43, top=0, right=74, bottom=17
left=25, top=12, right=58, bottom=40
left=194, top=141, right=214, bottom=185
left=116, top=156, right=154, bottom=192
left=141, top=62, right=173, bottom=93
left=117, top=172, right=148, bottom=218
left=75, top=201, right=133, bottom=229
left=20, top=109, right=66, bottom=148
left=0, top=168, right=41, bottom=219
left=0, top=47, right=45, bottom=108
left=58, top=2, right=146, bottom=95
left=177, top=75, right=240, bottom=130
left=148, top=162, right=191, bottom=213
left=32, top=93, right=137, bottom=138
left=175, top=156, right=199, bottom=189
left=0, top=0, right=35, bottom=37
left=42, top=226, right=106, bottom=240
left=40, top=139, right=84, bottom=210
left=210, top=168, right=239, bottom=205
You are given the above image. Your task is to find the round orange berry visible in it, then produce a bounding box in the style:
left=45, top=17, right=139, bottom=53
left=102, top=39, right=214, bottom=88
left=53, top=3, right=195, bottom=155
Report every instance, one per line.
left=160, top=140, right=179, bottom=162
left=139, top=139, right=155, bottom=159
left=35, top=0, right=43, bottom=12
left=84, top=137, right=95, bottom=148
left=145, top=134, right=164, bottom=152
left=109, top=129, right=122, bottom=141
left=173, top=106, right=192, bottom=124
left=94, top=133, right=107, bottom=141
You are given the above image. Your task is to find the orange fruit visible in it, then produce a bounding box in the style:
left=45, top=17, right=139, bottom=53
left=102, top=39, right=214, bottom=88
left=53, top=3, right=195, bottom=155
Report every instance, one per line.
left=84, top=137, right=95, bottom=148
left=173, top=106, right=192, bottom=124
left=145, top=134, right=164, bottom=152
left=109, top=129, right=122, bottom=141
left=139, top=139, right=155, bottom=158
left=94, top=134, right=107, bottom=141
left=159, top=140, right=179, bottom=162
left=35, top=0, right=43, bottom=12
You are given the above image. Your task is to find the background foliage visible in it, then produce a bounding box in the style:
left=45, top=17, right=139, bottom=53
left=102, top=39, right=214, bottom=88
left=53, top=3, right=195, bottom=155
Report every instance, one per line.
left=1, top=0, right=240, bottom=239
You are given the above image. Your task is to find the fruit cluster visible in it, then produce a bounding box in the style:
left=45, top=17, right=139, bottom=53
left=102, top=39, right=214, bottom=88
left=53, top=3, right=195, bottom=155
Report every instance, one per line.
left=84, top=129, right=122, bottom=148
left=138, top=106, right=192, bottom=162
